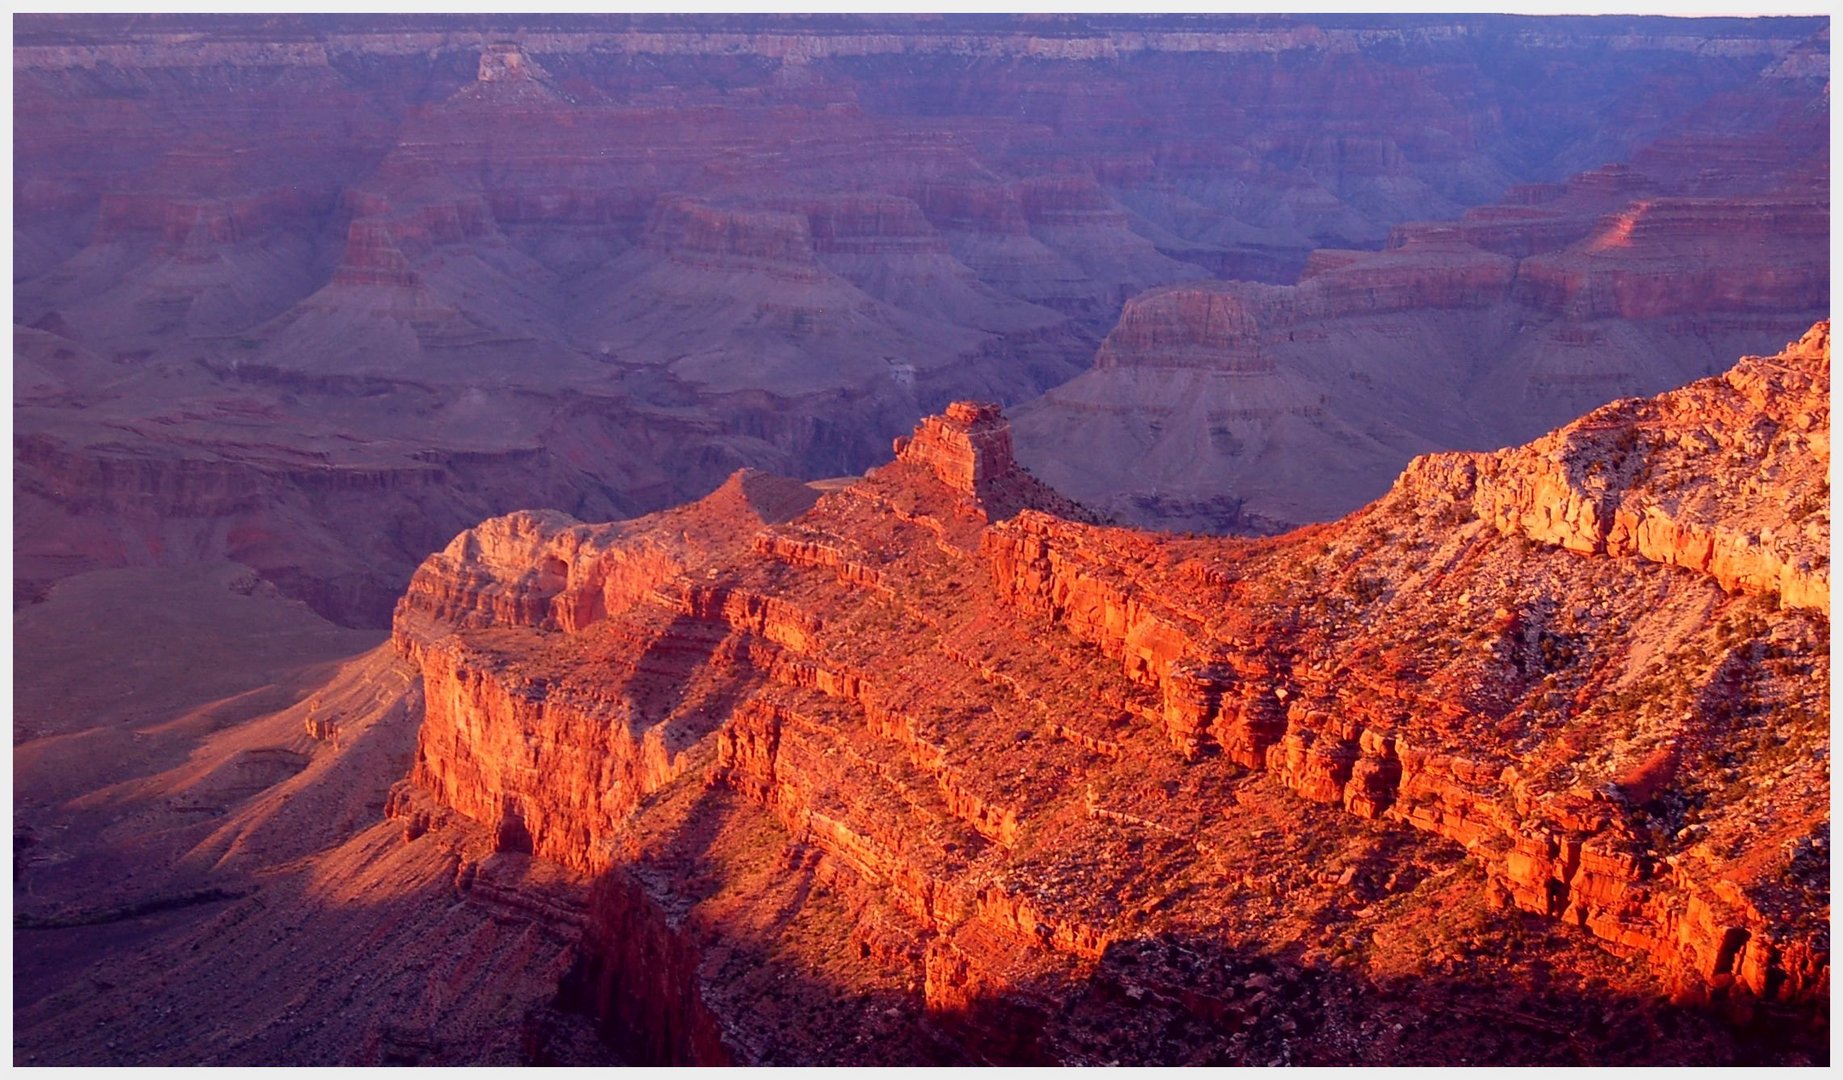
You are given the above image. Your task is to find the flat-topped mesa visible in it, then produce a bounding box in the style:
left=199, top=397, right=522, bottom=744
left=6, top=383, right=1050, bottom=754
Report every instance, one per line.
left=1298, top=227, right=1516, bottom=314
left=1093, top=283, right=1278, bottom=373
left=1102, top=233, right=1515, bottom=350
left=641, top=197, right=826, bottom=281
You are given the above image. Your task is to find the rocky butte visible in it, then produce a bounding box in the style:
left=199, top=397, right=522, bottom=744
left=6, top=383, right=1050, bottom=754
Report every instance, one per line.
left=377, top=324, right=1824, bottom=1064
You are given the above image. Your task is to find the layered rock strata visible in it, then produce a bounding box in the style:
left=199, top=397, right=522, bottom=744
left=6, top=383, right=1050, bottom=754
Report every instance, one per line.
left=1014, top=169, right=1827, bottom=534
left=1413, top=322, right=1830, bottom=615
left=392, top=326, right=1829, bottom=1065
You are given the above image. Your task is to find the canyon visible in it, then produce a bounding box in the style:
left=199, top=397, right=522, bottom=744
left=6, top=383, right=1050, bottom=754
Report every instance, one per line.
left=1015, top=120, right=1827, bottom=531
left=16, top=325, right=1829, bottom=1064
left=12, top=13, right=1829, bottom=1068
left=12, top=13, right=1829, bottom=622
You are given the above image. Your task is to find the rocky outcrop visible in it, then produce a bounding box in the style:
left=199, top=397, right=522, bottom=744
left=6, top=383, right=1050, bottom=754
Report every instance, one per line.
left=888, top=400, right=1100, bottom=526
left=895, top=402, right=1017, bottom=496
left=984, top=506, right=1828, bottom=1015
left=391, top=338, right=1828, bottom=1063
left=393, top=470, right=823, bottom=870
left=989, top=379, right=1831, bottom=1014
left=1397, top=322, right=1830, bottom=614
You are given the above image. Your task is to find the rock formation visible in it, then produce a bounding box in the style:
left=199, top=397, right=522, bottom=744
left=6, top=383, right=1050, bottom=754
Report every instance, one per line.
left=383, top=325, right=1829, bottom=1065
left=10, top=561, right=613, bottom=1066
left=1014, top=161, right=1827, bottom=533
left=1424, top=322, right=1830, bottom=615
left=13, top=13, right=1829, bottom=621
left=11, top=19, right=1832, bottom=1062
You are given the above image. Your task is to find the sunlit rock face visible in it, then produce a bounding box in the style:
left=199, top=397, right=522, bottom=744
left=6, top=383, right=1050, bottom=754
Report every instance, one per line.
left=13, top=13, right=1829, bottom=622
left=392, top=327, right=1827, bottom=1066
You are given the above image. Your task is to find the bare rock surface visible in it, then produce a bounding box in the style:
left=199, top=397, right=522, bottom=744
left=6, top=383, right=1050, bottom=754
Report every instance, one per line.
left=382, top=327, right=1829, bottom=1065
left=14, top=326, right=1826, bottom=1067
left=1013, top=170, right=1827, bottom=533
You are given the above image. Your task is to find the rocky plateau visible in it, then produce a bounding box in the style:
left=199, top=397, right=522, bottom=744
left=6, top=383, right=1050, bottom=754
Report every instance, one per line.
left=383, top=324, right=1826, bottom=1065
left=14, top=321, right=1829, bottom=1065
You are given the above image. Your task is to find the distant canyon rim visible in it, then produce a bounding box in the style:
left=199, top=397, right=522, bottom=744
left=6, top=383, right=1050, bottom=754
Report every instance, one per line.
left=14, top=12, right=1826, bottom=624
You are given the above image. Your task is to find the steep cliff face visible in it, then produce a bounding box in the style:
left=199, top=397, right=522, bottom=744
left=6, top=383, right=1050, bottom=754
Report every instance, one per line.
left=391, top=327, right=1829, bottom=1065
left=394, top=470, right=822, bottom=872
left=10, top=564, right=611, bottom=1067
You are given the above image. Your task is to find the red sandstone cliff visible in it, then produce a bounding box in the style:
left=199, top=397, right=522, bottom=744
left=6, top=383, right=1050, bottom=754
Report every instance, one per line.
left=14, top=16, right=1833, bottom=1068
left=388, top=327, right=1829, bottom=1064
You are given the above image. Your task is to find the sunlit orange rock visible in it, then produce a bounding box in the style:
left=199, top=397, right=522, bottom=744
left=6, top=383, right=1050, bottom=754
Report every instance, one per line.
left=395, top=326, right=1830, bottom=1064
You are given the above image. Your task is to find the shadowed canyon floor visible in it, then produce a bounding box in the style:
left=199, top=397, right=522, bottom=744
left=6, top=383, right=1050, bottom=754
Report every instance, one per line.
left=17, top=328, right=1825, bottom=1065
left=12, top=567, right=613, bottom=1065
